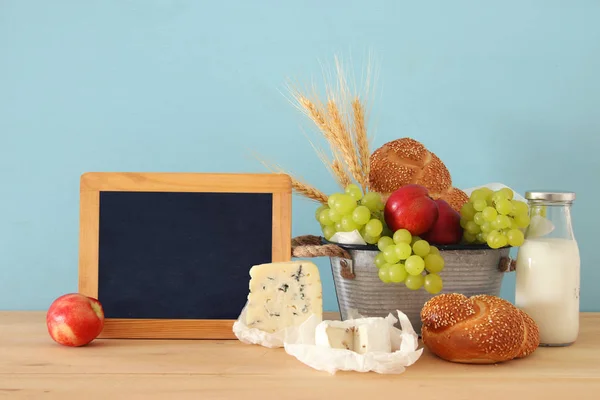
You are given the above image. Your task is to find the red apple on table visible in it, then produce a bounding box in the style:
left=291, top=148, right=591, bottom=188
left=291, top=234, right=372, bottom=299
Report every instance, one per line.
left=384, top=184, right=439, bottom=236
left=421, top=199, right=463, bottom=245
left=46, top=293, right=104, bottom=347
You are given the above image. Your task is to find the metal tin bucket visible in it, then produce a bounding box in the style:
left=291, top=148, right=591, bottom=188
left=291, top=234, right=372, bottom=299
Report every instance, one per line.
left=327, top=241, right=512, bottom=334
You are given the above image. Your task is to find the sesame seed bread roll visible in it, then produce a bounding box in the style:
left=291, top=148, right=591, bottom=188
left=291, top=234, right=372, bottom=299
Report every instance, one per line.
left=515, top=309, right=541, bottom=359
left=438, top=187, right=470, bottom=213
left=420, top=293, right=540, bottom=364
left=369, top=138, right=469, bottom=212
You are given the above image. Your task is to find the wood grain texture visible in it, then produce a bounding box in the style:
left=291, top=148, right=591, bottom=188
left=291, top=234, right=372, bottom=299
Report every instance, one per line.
left=78, top=189, right=100, bottom=298
left=99, top=319, right=237, bottom=339
left=77, top=172, right=292, bottom=340
left=80, top=172, right=292, bottom=193
left=272, top=189, right=292, bottom=262
left=0, top=312, right=599, bottom=399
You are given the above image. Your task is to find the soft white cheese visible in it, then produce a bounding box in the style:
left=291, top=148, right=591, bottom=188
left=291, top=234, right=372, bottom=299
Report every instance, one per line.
left=245, top=260, right=322, bottom=333
left=314, top=317, right=392, bottom=354
left=353, top=318, right=391, bottom=354
left=315, top=320, right=355, bottom=350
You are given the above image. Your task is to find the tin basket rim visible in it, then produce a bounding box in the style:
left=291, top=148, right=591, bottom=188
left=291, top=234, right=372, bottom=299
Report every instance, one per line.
left=321, top=238, right=511, bottom=251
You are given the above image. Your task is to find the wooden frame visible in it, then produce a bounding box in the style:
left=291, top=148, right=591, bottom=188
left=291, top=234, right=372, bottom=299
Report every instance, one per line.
left=78, top=172, right=292, bottom=339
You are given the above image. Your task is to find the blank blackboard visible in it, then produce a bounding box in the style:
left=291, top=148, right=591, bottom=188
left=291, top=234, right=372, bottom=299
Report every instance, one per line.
left=78, top=172, right=292, bottom=339
left=98, top=191, right=273, bottom=320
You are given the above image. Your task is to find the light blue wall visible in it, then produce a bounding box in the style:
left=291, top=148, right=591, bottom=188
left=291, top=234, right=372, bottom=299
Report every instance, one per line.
left=1, top=0, right=599, bottom=311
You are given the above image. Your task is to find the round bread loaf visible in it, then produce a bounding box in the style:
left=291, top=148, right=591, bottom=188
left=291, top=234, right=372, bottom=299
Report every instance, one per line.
left=369, top=138, right=468, bottom=212
left=438, top=187, right=470, bottom=214
left=420, top=293, right=540, bottom=364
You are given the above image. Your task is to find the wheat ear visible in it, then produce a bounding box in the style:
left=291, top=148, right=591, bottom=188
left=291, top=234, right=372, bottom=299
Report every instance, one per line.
left=254, top=155, right=328, bottom=204
left=308, top=139, right=352, bottom=189
left=281, top=56, right=375, bottom=193
left=352, top=97, right=370, bottom=192
left=331, top=159, right=352, bottom=188
left=289, top=177, right=329, bottom=204
left=296, top=95, right=329, bottom=136
left=290, top=92, right=354, bottom=188
left=326, top=100, right=363, bottom=187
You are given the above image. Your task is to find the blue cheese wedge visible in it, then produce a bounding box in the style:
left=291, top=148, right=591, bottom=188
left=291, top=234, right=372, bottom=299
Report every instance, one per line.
left=245, top=261, right=323, bottom=333
left=315, top=317, right=392, bottom=354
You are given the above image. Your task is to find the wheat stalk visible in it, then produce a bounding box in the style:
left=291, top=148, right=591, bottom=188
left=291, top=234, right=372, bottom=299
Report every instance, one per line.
left=331, top=158, right=352, bottom=188
left=326, top=100, right=363, bottom=186
left=289, top=88, right=356, bottom=189
left=290, top=177, right=329, bottom=204
left=287, top=91, right=363, bottom=190
left=308, top=139, right=352, bottom=189
left=297, top=95, right=329, bottom=134
left=253, top=154, right=328, bottom=204
left=352, top=97, right=370, bottom=192
left=259, top=54, right=376, bottom=203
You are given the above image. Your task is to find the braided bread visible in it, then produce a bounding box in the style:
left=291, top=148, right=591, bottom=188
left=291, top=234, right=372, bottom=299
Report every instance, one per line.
left=369, top=138, right=469, bottom=212
left=420, top=293, right=540, bottom=364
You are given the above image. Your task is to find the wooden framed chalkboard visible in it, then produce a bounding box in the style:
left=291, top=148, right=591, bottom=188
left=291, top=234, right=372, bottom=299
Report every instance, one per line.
left=78, top=172, right=292, bottom=339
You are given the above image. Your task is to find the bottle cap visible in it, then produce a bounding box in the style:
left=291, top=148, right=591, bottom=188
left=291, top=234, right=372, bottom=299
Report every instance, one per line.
left=525, top=191, right=576, bottom=202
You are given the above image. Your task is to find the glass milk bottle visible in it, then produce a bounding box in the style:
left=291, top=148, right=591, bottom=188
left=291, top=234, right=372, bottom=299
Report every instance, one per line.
left=515, top=191, right=580, bottom=346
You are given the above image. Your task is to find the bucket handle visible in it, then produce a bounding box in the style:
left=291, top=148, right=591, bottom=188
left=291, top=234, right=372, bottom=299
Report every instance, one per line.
left=291, top=235, right=355, bottom=279
left=499, top=256, right=516, bottom=272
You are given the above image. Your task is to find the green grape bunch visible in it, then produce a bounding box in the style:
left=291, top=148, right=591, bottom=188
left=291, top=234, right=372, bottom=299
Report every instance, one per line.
left=374, top=229, right=445, bottom=294
left=315, top=184, right=445, bottom=295
left=315, top=184, right=391, bottom=244
left=459, top=187, right=530, bottom=249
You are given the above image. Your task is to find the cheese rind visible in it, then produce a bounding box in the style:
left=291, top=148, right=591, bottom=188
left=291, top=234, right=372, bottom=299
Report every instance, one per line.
left=314, top=317, right=392, bottom=354
left=245, top=261, right=322, bottom=333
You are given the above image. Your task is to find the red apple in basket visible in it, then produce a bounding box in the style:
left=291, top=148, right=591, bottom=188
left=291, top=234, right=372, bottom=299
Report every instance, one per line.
left=422, top=199, right=463, bottom=245
left=384, top=184, right=439, bottom=235
left=46, top=293, right=105, bottom=346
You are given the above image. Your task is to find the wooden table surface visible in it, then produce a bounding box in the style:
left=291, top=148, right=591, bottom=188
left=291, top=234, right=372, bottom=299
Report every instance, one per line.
left=1, top=312, right=599, bottom=400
